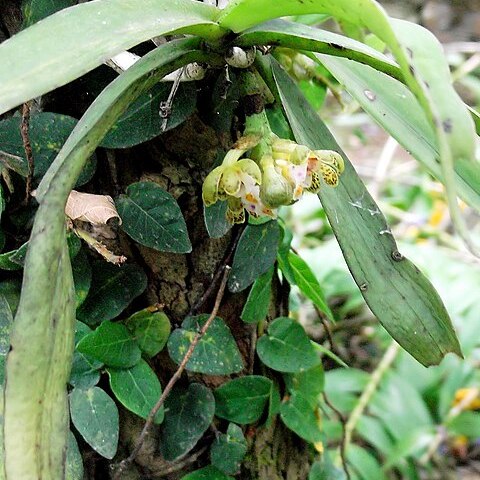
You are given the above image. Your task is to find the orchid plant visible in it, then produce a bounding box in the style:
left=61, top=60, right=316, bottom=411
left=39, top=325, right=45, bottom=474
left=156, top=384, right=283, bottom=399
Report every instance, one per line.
left=0, top=0, right=478, bottom=478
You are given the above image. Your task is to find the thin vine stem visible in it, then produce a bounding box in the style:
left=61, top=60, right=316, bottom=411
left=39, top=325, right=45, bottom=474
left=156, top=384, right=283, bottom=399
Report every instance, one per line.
left=113, top=266, right=231, bottom=479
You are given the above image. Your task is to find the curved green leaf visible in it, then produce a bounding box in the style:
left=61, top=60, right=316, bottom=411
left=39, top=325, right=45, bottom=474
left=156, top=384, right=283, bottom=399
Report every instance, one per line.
left=257, top=317, right=320, bottom=373
left=77, top=321, right=141, bottom=368
left=210, top=423, right=247, bottom=475
left=77, top=262, right=147, bottom=326
left=181, top=466, right=233, bottom=480
left=168, top=315, right=243, bottom=375
left=235, top=19, right=401, bottom=80
left=101, top=82, right=197, bottom=148
left=315, top=54, right=480, bottom=213
left=229, top=221, right=280, bottom=293
left=0, top=0, right=224, bottom=114
left=107, top=359, right=164, bottom=423
left=241, top=266, right=273, bottom=324
left=116, top=182, right=191, bottom=253
left=160, top=383, right=215, bottom=461
left=69, top=387, right=119, bottom=459
left=272, top=58, right=461, bottom=366
left=214, top=376, right=272, bottom=424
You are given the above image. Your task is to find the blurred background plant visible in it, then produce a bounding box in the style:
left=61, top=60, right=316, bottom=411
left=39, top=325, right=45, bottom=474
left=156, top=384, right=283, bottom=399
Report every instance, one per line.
left=282, top=2, right=480, bottom=479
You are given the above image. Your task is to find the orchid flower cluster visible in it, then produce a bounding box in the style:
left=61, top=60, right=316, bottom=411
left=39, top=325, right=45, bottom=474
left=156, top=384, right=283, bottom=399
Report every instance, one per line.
left=202, top=133, right=345, bottom=224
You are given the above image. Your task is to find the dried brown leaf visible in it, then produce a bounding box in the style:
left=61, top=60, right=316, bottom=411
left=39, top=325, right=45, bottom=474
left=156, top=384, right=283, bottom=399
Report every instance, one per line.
left=65, top=190, right=121, bottom=225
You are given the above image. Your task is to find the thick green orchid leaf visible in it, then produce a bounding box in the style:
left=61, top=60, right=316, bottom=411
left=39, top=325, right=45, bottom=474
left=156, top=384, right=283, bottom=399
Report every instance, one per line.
left=316, top=54, right=480, bottom=213
left=0, top=0, right=224, bottom=114
left=272, top=59, right=461, bottom=366
left=220, top=0, right=477, bottom=251
left=235, top=19, right=401, bottom=81
left=4, top=39, right=209, bottom=479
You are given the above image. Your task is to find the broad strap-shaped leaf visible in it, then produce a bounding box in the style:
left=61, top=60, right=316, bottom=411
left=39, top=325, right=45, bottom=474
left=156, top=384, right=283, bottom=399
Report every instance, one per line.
left=272, top=59, right=461, bottom=366
left=235, top=19, right=400, bottom=80
left=0, top=0, right=224, bottom=114
left=315, top=54, right=480, bottom=213
left=69, top=387, right=119, bottom=459
left=107, top=359, right=164, bottom=423
left=167, top=315, right=243, bottom=375
left=221, top=0, right=477, bottom=250
left=116, top=182, right=192, bottom=253
left=4, top=40, right=206, bottom=479
left=159, top=383, right=215, bottom=461
left=4, top=231, right=75, bottom=479
left=229, top=221, right=280, bottom=293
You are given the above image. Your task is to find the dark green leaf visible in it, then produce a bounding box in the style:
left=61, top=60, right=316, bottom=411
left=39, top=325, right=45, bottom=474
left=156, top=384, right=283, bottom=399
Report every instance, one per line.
left=0, top=243, right=27, bottom=271
left=257, top=317, right=319, bottom=373
left=22, top=0, right=76, bottom=27
left=167, top=315, right=243, bottom=375
left=72, top=248, right=91, bottom=308
left=77, top=262, right=147, bottom=326
left=117, top=181, right=191, bottom=253
left=66, top=431, right=83, bottom=480
left=0, top=279, right=21, bottom=315
left=211, top=423, right=247, bottom=475
left=0, top=113, right=96, bottom=186
left=272, top=58, right=462, bottom=366
left=101, top=82, right=196, bottom=148
left=69, top=387, right=119, bottom=459
left=241, top=266, right=273, bottom=324
left=284, top=364, right=324, bottom=409
left=77, top=321, right=141, bottom=368
left=280, top=391, right=322, bottom=443
left=107, top=359, right=163, bottom=423
left=204, top=202, right=231, bottom=239
left=69, top=329, right=102, bottom=391
left=229, top=221, right=280, bottom=292
left=287, top=252, right=333, bottom=321
left=181, top=466, right=233, bottom=480
left=125, top=307, right=170, bottom=357
left=265, top=381, right=281, bottom=427
left=214, top=376, right=272, bottom=424
left=160, top=383, right=215, bottom=461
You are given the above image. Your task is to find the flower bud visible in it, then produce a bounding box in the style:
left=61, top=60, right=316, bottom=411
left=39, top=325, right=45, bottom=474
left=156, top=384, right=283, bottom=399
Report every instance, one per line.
left=260, top=157, right=294, bottom=208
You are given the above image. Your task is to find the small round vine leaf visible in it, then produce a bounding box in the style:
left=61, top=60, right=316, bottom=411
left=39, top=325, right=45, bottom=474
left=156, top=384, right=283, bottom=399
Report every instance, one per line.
left=167, top=315, right=243, bottom=375
left=284, top=363, right=325, bottom=409
left=0, top=112, right=96, bottom=186
left=69, top=387, right=119, bottom=459
left=125, top=308, right=171, bottom=357
left=228, top=221, right=280, bottom=293
left=107, top=359, right=164, bottom=423
left=204, top=201, right=231, bottom=239
left=181, top=465, right=234, bottom=480
left=160, top=383, right=215, bottom=461
left=280, top=391, right=322, bottom=443
left=101, top=82, right=197, bottom=148
left=210, top=423, right=247, bottom=475
left=256, top=317, right=320, bottom=373
left=116, top=182, right=192, bottom=253
left=214, top=375, right=272, bottom=424
left=76, top=321, right=141, bottom=368
left=76, top=262, right=147, bottom=326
